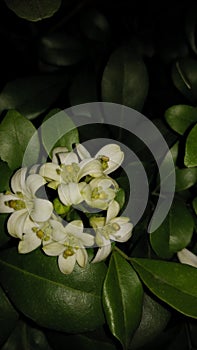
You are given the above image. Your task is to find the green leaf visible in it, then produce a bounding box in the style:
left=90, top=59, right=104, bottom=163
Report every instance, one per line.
left=41, top=110, right=79, bottom=156
left=150, top=199, right=194, bottom=259
left=0, top=247, right=106, bottom=333
left=0, top=160, right=13, bottom=192
left=164, top=105, right=197, bottom=135
left=39, top=33, right=86, bottom=67
left=130, top=293, right=170, bottom=349
left=103, top=252, right=143, bottom=349
left=184, top=123, right=197, bottom=167
left=172, top=58, right=197, bottom=102
left=0, top=285, right=18, bottom=346
left=175, top=167, right=197, bottom=191
left=1, top=320, right=52, bottom=350
left=4, top=0, right=61, bottom=22
left=0, top=75, right=68, bottom=119
left=0, top=110, right=39, bottom=170
left=157, top=142, right=178, bottom=193
left=131, top=258, right=197, bottom=318
left=193, top=197, right=197, bottom=215
left=102, top=46, right=149, bottom=111
left=80, top=9, right=111, bottom=42
left=114, top=188, right=125, bottom=210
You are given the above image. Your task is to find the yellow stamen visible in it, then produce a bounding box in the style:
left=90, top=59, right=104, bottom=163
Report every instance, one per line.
left=63, top=248, right=75, bottom=258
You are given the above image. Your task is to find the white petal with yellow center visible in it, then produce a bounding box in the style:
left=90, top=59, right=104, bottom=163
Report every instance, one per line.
left=95, top=144, right=124, bottom=174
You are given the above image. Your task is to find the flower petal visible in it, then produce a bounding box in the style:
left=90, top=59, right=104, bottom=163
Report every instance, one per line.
left=58, top=183, right=83, bottom=206
left=76, top=144, right=91, bottom=160
left=177, top=248, right=197, bottom=268
left=95, top=144, right=124, bottom=174
left=78, top=159, right=103, bottom=179
left=58, top=253, right=76, bottom=274
left=43, top=242, right=65, bottom=256
left=59, top=152, right=78, bottom=166
left=0, top=193, right=16, bottom=213
left=30, top=198, right=53, bottom=222
left=7, top=209, right=28, bottom=239
left=78, top=233, right=94, bottom=246
left=92, top=243, right=111, bottom=263
left=50, top=220, right=66, bottom=241
left=26, top=174, right=46, bottom=196
left=11, top=168, right=27, bottom=193
left=64, top=220, right=83, bottom=236
left=76, top=248, right=88, bottom=267
left=52, top=147, right=69, bottom=164
left=111, top=222, right=133, bottom=242
left=106, top=200, right=120, bottom=223
left=29, top=164, right=40, bottom=174
left=18, top=233, right=41, bottom=253
left=39, top=163, right=61, bottom=182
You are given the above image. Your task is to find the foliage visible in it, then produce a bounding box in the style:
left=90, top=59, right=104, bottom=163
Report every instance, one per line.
left=0, top=1, right=197, bottom=349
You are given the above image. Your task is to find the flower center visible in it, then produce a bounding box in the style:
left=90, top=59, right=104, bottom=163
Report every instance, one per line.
left=5, top=199, right=26, bottom=211
left=60, top=163, right=80, bottom=184
left=99, top=222, right=120, bottom=240
left=98, top=155, right=109, bottom=171
left=63, top=248, right=75, bottom=258
left=33, top=222, right=52, bottom=241
left=91, top=186, right=108, bottom=200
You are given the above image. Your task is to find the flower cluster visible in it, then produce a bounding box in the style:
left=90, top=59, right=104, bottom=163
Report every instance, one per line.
left=0, top=144, right=133, bottom=274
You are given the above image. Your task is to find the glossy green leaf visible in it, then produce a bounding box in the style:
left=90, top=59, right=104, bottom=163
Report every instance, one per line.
left=80, top=9, right=111, bottom=42
left=103, top=252, right=143, bottom=349
left=157, top=142, right=178, bottom=193
left=150, top=199, right=194, bottom=258
left=42, top=110, right=79, bottom=156
left=172, top=58, right=197, bottom=102
left=184, top=123, right=197, bottom=167
left=175, top=167, right=197, bottom=191
left=193, top=197, right=197, bottom=215
left=102, top=47, right=149, bottom=111
left=39, top=33, right=86, bottom=67
left=1, top=320, right=52, bottom=350
left=69, top=65, right=98, bottom=106
left=0, top=248, right=106, bottom=333
left=131, top=258, right=197, bottom=318
left=0, top=285, right=18, bottom=346
left=0, top=110, right=39, bottom=170
left=164, top=105, right=197, bottom=135
left=4, top=0, right=61, bottom=22
left=0, top=74, right=68, bottom=119
left=114, top=188, right=125, bottom=210
left=130, top=293, right=170, bottom=349
left=0, top=160, right=13, bottom=192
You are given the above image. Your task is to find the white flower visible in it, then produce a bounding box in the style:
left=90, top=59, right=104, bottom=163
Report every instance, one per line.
left=177, top=248, right=197, bottom=268
left=39, top=147, right=103, bottom=206
left=0, top=168, right=53, bottom=239
left=90, top=200, right=133, bottom=263
left=81, top=177, right=119, bottom=210
left=76, top=143, right=124, bottom=174
left=18, top=217, right=57, bottom=254
left=43, top=220, right=94, bottom=274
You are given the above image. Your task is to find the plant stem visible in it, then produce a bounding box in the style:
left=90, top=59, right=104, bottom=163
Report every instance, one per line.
left=114, top=246, right=132, bottom=261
